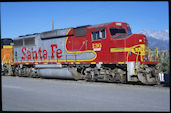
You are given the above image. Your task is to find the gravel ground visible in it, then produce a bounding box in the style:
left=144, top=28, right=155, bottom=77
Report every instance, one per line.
left=1, top=76, right=170, bottom=111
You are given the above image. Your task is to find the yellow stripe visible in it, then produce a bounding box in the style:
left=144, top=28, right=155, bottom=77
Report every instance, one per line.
left=118, top=62, right=125, bottom=64
left=110, top=48, right=131, bottom=52
left=76, top=62, right=80, bottom=64
left=110, top=44, right=145, bottom=55
left=3, top=45, right=13, bottom=48
left=14, top=59, right=87, bottom=63
left=91, top=62, right=96, bottom=64
left=35, top=61, right=41, bottom=62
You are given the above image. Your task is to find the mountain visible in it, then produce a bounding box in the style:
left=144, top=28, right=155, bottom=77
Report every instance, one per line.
left=136, top=30, right=169, bottom=50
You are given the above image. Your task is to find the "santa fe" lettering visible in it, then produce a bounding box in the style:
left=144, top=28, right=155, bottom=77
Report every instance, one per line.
left=22, top=44, right=62, bottom=60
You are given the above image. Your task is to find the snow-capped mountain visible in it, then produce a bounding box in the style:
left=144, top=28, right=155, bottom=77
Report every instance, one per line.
left=136, top=30, right=169, bottom=50
left=137, top=30, right=169, bottom=41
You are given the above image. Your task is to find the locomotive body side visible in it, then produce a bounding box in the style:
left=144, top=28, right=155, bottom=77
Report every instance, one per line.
left=6, top=21, right=161, bottom=84
left=13, top=28, right=97, bottom=65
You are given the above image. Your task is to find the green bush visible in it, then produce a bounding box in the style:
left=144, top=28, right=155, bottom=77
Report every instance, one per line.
left=158, top=50, right=170, bottom=74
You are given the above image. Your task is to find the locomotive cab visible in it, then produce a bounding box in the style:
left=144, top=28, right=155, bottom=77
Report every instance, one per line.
left=108, top=22, right=159, bottom=84
left=87, top=22, right=160, bottom=84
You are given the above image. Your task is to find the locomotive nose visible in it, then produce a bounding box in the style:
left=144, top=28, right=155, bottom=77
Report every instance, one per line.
left=135, top=34, right=147, bottom=44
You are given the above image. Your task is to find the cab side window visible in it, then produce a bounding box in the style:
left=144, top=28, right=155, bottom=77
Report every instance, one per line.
left=100, top=29, right=105, bottom=38
left=92, top=31, right=100, bottom=40
left=92, top=29, right=106, bottom=41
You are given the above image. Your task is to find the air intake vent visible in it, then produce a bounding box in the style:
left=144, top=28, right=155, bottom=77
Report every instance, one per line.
left=14, top=39, right=23, bottom=47
left=40, top=29, right=70, bottom=39
left=24, top=37, right=35, bottom=46
left=74, top=26, right=87, bottom=37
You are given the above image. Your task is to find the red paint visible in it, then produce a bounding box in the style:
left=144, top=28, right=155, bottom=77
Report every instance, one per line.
left=27, top=50, right=31, bottom=60
left=51, top=44, right=58, bottom=59
left=32, top=50, right=38, bottom=60
left=65, top=22, right=156, bottom=64
left=38, top=48, right=42, bottom=60
left=51, top=44, right=62, bottom=59
left=42, top=50, right=47, bottom=59
left=21, top=44, right=62, bottom=61
left=22, top=47, right=26, bottom=60
left=56, top=49, right=62, bottom=58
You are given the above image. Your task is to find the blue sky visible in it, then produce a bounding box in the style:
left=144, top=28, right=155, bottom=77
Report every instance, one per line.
left=1, top=1, right=169, bottom=39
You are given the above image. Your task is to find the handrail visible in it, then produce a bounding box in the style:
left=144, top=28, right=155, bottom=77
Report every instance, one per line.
left=155, top=48, right=159, bottom=61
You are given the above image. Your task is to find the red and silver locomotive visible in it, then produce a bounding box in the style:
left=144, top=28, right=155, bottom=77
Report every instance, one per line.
left=2, top=21, right=160, bottom=84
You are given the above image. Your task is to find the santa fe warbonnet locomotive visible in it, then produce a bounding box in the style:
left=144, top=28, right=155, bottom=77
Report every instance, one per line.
left=1, top=21, right=161, bottom=84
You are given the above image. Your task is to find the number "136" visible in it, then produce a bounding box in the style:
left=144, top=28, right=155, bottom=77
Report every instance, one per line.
left=92, top=43, right=102, bottom=48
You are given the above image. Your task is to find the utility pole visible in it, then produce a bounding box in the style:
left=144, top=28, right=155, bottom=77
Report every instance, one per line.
left=52, top=19, right=54, bottom=30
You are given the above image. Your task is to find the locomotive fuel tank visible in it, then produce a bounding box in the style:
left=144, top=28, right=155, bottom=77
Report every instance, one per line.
left=35, top=64, right=73, bottom=79
left=38, top=68, right=73, bottom=79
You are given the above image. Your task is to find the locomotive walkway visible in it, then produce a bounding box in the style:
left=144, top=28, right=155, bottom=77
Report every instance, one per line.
left=2, top=76, right=170, bottom=111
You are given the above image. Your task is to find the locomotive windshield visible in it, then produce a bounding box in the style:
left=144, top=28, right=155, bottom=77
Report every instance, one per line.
left=110, top=28, right=126, bottom=36
left=127, top=27, right=132, bottom=35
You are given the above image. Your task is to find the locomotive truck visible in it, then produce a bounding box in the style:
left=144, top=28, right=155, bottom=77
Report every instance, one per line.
left=1, top=21, right=161, bottom=84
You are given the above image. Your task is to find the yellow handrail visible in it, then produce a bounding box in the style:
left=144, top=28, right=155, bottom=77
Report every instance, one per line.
left=135, top=51, right=140, bottom=71
left=148, top=48, right=151, bottom=61
left=155, top=48, right=159, bottom=61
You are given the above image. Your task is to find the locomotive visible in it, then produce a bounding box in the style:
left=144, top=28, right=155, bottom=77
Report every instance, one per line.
left=1, top=21, right=161, bottom=84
